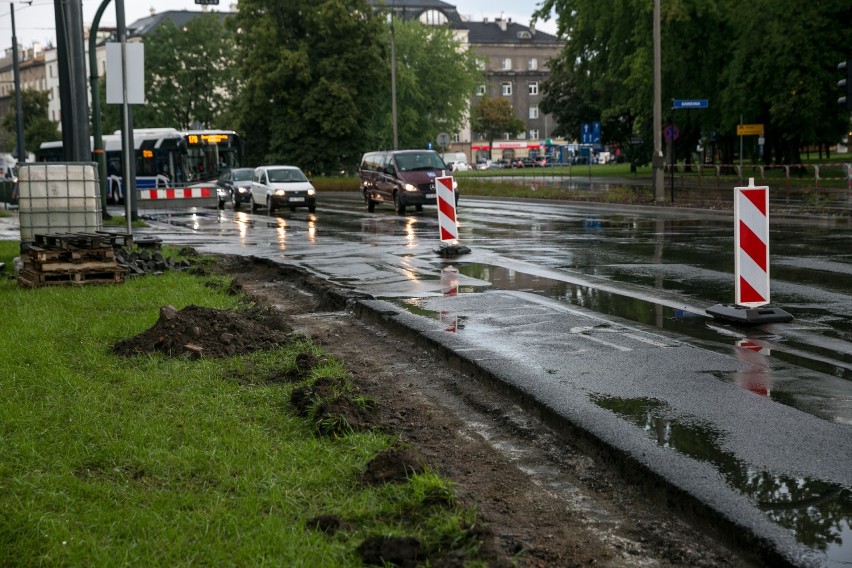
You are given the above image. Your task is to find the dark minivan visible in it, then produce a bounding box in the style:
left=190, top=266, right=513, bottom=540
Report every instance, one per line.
left=359, top=150, right=458, bottom=214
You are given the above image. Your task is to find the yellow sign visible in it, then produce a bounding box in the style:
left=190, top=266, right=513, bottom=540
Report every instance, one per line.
left=737, top=124, right=764, bottom=136
left=187, top=133, right=230, bottom=145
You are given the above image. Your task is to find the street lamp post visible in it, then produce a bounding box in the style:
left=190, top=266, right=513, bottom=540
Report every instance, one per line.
left=652, top=0, right=665, bottom=202
left=388, top=12, right=399, bottom=150
left=90, top=0, right=113, bottom=217
left=10, top=2, right=25, bottom=164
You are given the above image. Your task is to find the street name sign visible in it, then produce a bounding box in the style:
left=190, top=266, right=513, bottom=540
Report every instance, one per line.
left=672, top=99, right=708, bottom=109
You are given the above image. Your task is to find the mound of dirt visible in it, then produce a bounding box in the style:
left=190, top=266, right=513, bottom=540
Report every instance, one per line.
left=112, top=304, right=291, bottom=359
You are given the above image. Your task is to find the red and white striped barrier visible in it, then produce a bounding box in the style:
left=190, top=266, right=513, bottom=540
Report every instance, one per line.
left=706, top=178, right=792, bottom=323
left=138, top=186, right=214, bottom=200
left=435, top=176, right=458, bottom=243
left=735, top=178, right=770, bottom=308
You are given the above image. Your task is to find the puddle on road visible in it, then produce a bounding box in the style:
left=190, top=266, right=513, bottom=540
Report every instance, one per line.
left=593, top=395, right=852, bottom=564
left=449, top=263, right=851, bottom=407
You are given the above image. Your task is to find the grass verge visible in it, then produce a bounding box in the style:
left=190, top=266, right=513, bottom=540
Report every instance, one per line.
left=0, top=241, right=486, bottom=567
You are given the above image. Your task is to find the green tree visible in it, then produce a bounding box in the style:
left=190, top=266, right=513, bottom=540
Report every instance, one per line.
left=371, top=18, right=483, bottom=149
left=470, top=96, right=525, bottom=156
left=535, top=0, right=850, bottom=166
left=134, top=14, right=237, bottom=129
left=719, top=0, right=850, bottom=164
left=233, top=0, right=387, bottom=175
left=1, top=89, right=60, bottom=157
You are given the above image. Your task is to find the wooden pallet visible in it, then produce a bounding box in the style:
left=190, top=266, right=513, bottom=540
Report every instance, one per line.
left=19, top=231, right=130, bottom=288
left=26, top=244, right=114, bottom=263
left=18, top=267, right=126, bottom=287
left=33, top=231, right=131, bottom=250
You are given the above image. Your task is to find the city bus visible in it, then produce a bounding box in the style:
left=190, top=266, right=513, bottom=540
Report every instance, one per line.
left=37, top=128, right=244, bottom=204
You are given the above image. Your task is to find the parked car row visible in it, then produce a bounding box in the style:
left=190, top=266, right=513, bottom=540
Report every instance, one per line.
left=217, top=165, right=316, bottom=214
left=471, top=157, right=551, bottom=170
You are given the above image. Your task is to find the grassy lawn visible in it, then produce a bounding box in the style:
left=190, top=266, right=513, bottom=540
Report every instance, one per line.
left=0, top=241, right=481, bottom=567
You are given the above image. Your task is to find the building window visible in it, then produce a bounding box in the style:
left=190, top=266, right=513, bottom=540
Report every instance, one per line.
left=529, top=58, right=539, bottom=70
left=502, top=132, right=511, bottom=140
left=517, top=131, right=526, bottom=140
left=419, top=9, right=448, bottom=25
left=501, top=57, right=512, bottom=71
left=528, top=81, right=539, bottom=96
left=476, top=84, right=486, bottom=96
left=529, top=105, right=539, bottom=119
left=452, top=133, right=460, bottom=143
left=530, top=129, right=540, bottom=139
left=501, top=82, right=512, bottom=96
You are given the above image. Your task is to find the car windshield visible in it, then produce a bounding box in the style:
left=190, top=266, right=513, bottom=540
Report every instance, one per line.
left=267, top=168, right=308, bottom=183
left=394, top=152, right=445, bottom=172
left=232, top=169, right=252, bottom=181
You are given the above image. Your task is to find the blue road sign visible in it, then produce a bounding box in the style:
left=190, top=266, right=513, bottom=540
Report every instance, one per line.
left=581, top=123, right=592, bottom=144
left=581, top=122, right=602, bottom=145
left=673, top=99, right=708, bottom=109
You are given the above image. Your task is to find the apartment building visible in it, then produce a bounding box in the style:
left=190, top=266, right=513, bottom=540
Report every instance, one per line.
left=366, top=0, right=565, bottom=162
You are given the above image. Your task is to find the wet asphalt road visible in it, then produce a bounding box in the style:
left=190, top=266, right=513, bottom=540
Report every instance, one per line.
left=116, top=192, right=852, bottom=566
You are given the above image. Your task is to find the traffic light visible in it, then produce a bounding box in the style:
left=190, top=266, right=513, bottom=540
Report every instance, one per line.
left=840, top=59, right=852, bottom=111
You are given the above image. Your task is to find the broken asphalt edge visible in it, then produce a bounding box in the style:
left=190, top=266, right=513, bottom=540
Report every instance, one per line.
left=249, top=255, right=819, bottom=568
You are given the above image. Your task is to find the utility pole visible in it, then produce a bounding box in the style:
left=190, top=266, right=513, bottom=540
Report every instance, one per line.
left=652, top=0, right=665, bottom=202
left=388, top=12, right=399, bottom=150
left=53, top=0, right=91, bottom=161
left=10, top=3, right=25, bottom=164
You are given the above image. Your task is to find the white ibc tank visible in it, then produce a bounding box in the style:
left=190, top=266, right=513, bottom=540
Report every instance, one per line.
left=18, top=162, right=102, bottom=242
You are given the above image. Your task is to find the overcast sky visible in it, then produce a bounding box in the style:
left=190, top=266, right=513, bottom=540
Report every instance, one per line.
left=1, top=0, right=558, bottom=49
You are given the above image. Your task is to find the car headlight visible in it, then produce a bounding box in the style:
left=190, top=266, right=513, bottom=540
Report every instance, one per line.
left=274, top=189, right=286, bottom=196
left=307, top=188, right=315, bottom=196
left=452, top=180, right=458, bottom=190
left=237, top=187, right=247, bottom=193
left=404, top=183, right=418, bottom=192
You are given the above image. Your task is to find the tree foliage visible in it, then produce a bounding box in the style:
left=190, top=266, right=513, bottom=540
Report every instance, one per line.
left=134, top=14, right=237, bottom=129
left=371, top=18, right=483, bottom=150
left=233, top=0, right=387, bottom=175
left=1, top=89, right=60, bottom=157
left=535, top=0, right=851, bottom=165
left=470, top=96, right=525, bottom=154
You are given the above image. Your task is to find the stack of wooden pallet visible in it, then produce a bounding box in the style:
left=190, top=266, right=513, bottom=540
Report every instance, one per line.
left=18, top=232, right=131, bottom=288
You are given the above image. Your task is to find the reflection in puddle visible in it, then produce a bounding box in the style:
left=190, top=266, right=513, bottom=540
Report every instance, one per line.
left=396, top=298, right=467, bottom=333
left=593, top=395, right=852, bottom=563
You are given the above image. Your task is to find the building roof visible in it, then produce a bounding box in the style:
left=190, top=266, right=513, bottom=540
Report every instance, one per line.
left=466, top=20, right=560, bottom=45
left=128, top=10, right=232, bottom=37
left=365, top=0, right=467, bottom=28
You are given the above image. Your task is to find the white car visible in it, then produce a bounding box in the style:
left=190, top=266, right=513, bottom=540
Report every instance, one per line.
left=451, top=161, right=470, bottom=172
left=249, top=165, right=317, bottom=214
